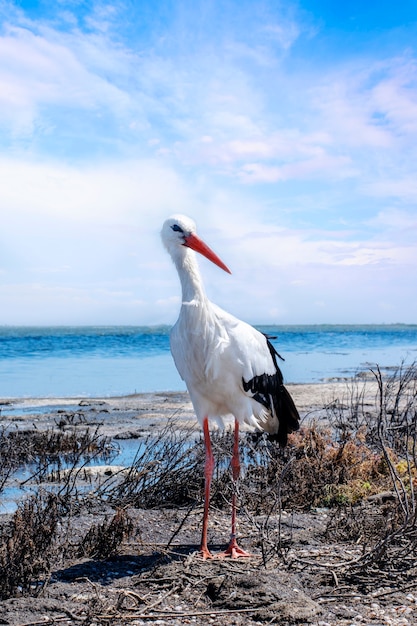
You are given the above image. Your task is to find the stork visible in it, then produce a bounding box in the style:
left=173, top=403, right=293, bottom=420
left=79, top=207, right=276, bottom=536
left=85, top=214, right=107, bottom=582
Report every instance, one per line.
left=161, top=215, right=299, bottom=559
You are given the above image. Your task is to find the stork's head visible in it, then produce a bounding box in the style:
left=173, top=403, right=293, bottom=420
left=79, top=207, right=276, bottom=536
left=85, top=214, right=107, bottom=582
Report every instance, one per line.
left=161, top=215, right=231, bottom=274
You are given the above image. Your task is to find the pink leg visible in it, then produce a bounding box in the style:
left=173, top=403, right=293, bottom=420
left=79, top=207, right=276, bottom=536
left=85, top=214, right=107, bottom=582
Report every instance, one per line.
left=200, top=417, right=215, bottom=559
left=220, top=420, right=252, bottom=558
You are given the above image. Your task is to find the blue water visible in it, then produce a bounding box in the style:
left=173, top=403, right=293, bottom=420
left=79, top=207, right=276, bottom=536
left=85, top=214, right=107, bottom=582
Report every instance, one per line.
left=0, top=325, right=416, bottom=398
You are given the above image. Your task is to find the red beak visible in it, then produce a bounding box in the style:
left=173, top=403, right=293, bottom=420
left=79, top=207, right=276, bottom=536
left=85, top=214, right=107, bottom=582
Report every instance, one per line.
left=183, top=233, right=231, bottom=274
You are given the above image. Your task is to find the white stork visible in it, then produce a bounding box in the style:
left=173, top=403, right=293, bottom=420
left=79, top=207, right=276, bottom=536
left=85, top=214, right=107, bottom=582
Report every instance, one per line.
left=161, top=215, right=299, bottom=559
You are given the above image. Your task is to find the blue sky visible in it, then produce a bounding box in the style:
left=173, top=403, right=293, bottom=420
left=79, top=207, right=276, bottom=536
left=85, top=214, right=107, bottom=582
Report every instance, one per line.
left=0, top=0, right=416, bottom=325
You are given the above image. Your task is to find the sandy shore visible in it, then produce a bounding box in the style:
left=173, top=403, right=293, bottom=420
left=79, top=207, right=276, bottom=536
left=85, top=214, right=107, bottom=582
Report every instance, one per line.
left=0, top=380, right=379, bottom=438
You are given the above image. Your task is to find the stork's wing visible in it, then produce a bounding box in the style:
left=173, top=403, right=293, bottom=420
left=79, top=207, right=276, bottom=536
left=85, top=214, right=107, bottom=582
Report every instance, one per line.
left=242, top=337, right=300, bottom=446
left=208, top=304, right=299, bottom=445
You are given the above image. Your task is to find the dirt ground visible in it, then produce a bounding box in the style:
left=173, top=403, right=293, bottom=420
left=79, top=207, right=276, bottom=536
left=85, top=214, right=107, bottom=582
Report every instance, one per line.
left=1, top=505, right=416, bottom=626
left=1, top=383, right=417, bottom=626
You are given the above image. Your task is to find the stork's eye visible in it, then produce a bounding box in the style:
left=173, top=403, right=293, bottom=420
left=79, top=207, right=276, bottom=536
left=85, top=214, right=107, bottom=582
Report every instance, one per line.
left=171, top=224, right=184, bottom=233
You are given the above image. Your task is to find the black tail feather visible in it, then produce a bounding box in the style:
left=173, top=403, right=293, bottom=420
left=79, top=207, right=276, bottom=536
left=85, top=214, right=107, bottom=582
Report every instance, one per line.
left=269, top=385, right=300, bottom=446
left=242, top=376, right=300, bottom=447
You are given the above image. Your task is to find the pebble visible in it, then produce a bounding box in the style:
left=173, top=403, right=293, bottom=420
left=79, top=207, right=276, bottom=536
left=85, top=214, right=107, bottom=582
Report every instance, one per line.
left=333, top=601, right=415, bottom=626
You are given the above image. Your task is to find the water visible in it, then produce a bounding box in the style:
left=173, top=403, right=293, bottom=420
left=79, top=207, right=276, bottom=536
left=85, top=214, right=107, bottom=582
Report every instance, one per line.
left=0, top=324, right=416, bottom=398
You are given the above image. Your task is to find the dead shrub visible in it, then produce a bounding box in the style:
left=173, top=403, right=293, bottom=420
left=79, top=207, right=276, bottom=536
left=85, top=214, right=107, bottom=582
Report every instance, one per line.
left=0, top=491, right=62, bottom=599
left=104, top=421, right=205, bottom=508
left=325, top=500, right=401, bottom=545
left=0, top=424, right=118, bottom=599
left=312, top=362, right=417, bottom=582
left=234, top=426, right=390, bottom=515
left=78, top=508, right=134, bottom=559
left=0, top=426, right=114, bottom=493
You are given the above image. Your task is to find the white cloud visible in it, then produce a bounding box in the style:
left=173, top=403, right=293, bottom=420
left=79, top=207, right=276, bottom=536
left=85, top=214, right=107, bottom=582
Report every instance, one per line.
left=0, top=155, right=196, bottom=321
left=228, top=226, right=417, bottom=273
left=0, top=156, right=190, bottom=223
left=370, top=208, right=417, bottom=230
left=2, top=4, right=414, bottom=195
left=239, top=152, right=355, bottom=183
left=0, top=24, right=131, bottom=139
left=363, top=178, right=417, bottom=202
left=311, top=55, right=417, bottom=151
left=312, top=81, right=393, bottom=149
left=371, top=57, right=417, bottom=134
left=263, top=21, right=301, bottom=51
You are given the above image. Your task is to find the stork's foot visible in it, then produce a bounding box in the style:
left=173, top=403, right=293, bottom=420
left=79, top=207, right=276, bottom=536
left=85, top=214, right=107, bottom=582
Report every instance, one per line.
left=218, top=537, right=253, bottom=559
left=199, top=546, right=215, bottom=560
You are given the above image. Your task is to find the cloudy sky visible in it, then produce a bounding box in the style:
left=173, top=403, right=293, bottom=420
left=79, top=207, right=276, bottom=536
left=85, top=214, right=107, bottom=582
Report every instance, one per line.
left=1, top=0, right=416, bottom=326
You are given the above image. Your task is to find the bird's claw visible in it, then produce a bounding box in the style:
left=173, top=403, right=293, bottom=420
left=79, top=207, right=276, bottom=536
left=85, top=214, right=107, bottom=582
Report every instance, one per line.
left=198, top=546, right=215, bottom=560
left=218, top=538, right=254, bottom=559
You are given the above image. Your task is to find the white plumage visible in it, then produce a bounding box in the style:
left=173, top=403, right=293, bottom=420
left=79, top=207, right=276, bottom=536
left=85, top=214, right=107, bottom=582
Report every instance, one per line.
left=172, top=300, right=277, bottom=432
left=161, top=214, right=299, bottom=559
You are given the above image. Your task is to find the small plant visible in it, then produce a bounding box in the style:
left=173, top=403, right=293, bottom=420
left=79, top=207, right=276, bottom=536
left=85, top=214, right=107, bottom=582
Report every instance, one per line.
left=78, top=508, right=134, bottom=559
left=0, top=492, right=62, bottom=599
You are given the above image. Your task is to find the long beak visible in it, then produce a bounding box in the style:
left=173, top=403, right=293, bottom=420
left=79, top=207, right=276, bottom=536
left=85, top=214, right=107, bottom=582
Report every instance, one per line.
left=184, top=233, right=231, bottom=274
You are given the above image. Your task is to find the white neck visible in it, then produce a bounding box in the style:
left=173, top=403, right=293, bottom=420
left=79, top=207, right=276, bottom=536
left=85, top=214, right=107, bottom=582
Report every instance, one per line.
left=172, top=247, right=207, bottom=304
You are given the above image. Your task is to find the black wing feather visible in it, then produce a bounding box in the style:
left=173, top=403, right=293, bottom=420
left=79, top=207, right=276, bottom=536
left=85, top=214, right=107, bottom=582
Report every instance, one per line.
left=242, top=339, right=300, bottom=446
